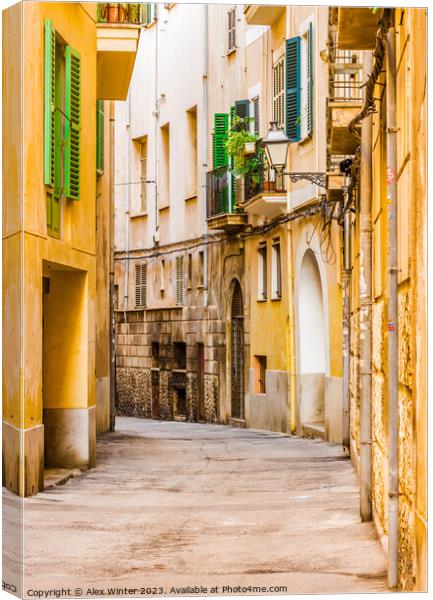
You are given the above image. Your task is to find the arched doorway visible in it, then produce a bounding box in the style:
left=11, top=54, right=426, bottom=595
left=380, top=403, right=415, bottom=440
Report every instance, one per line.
left=298, top=249, right=326, bottom=428
left=230, top=281, right=244, bottom=420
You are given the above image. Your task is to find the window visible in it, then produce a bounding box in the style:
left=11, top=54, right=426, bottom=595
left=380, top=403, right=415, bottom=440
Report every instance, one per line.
left=186, top=107, right=197, bottom=197
left=46, top=191, right=60, bottom=237
left=173, top=342, right=186, bottom=370
left=135, top=263, right=147, bottom=308
left=151, top=341, right=160, bottom=368
left=44, top=19, right=81, bottom=235
left=271, top=240, right=282, bottom=299
left=254, top=355, right=267, bottom=394
left=198, top=251, right=204, bottom=287
left=160, top=123, right=170, bottom=209
left=139, top=137, right=148, bottom=213
left=176, top=256, right=184, bottom=306
left=252, top=96, right=260, bottom=136
left=159, top=259, right=165, bottom=296
left=187, top=253, right=193, bottom=289
left=227, top=7, right=236, bottom=54
left=300, top=21, right=313, bottom=139
left=96, top=100, right=104, bottom=175
left=272, top=56, right=285, bottom=130
left=258, top=244, right=267, bottom=300
left=114, top=285, right=119, bottom=309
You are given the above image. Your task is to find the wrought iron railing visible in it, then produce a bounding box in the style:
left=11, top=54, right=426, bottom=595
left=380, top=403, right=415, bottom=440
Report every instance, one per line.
left=97, top=3, right=150, bottom=25
left=207, top=167, right=239, bottom=218
left=244, top=157, right=286, bottom=203
left=327, top=27, right=363, bottom=103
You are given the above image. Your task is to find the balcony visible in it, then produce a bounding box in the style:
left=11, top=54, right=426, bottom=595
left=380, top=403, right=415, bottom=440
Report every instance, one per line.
left=327, top=27, right=362, bottom=156
left=244, top=4, right=285, bottom=26
left=243, top=161, right=287, bottom=219
left=337, top=8, right=382, bottom=50
left=96, top=3, right=148, bottom=100
left=206, top=167, right=247, bottom=232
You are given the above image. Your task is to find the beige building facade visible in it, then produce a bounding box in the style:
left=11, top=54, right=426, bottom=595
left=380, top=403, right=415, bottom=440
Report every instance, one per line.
left=114, top=4, right=344, bottom=438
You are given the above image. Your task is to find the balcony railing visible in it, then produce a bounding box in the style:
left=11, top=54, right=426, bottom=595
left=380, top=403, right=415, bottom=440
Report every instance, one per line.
left=244, top=158, right=286, bottom=204
left=328, top=27, right=363, bottom=103
left=207, top=167, right=240, bottom=218
left=97, top=3, right=149, bottom=25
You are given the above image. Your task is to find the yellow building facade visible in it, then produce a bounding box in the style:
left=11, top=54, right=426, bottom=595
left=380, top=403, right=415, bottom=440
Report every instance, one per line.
left=241, top=6, right=344, bottom=441
left=2, top=1, right=140, bottom=496
left=336, top=7, right=427, bottom=591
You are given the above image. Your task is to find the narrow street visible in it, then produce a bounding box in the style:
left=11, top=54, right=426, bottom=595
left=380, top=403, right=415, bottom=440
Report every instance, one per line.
left=19, top=418, right=387, bottom=595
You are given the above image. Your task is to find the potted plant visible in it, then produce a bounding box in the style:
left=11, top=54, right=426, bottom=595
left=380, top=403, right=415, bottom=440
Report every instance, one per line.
left=118, top=3, right=128, bottom=22
left=244, top=141, right=256, bottom=155
left=225, top=115, right=263, bottom=186
left=128, top=3, right=140, bottom=24
left=105, top=3, right=119, bottom=22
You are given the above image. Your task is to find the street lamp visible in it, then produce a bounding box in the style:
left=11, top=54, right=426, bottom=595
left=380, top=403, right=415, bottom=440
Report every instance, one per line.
left=261, top=121, right=290, bottom=176
left=261, top=121, right=327, bottom=189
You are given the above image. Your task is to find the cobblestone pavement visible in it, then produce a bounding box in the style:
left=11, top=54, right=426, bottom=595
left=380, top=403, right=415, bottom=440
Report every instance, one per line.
left=6, top=418, right=387, bottom=597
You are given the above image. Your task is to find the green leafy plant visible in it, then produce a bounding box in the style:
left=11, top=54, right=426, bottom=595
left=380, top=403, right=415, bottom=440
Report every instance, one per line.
left=128, top=3, right=140, bottom=23
left=224, top=115, right=263, bottom=183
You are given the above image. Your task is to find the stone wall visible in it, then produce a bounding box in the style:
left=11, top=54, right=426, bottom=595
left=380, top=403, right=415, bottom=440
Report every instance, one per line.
left=349, top=309, right=361, bottom=469
left=397, top=287, right=415, bottom=590
left=114, top=235, right=247, bottom=426
left=371, top=300, right=388, bottom=544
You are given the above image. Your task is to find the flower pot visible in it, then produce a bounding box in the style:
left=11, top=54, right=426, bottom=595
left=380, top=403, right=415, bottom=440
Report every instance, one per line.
left=106, top=5, right=120, bottom=23
left=244, top=141, right=256, bottom=155
left=119, top=5, right=127, bottom=22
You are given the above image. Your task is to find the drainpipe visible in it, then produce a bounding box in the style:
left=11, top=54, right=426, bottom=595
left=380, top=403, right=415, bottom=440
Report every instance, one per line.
left=342, top=178, right=351, bottom=453
left=385, top=17, right=399, bottom=590
left=287, top=223, right=297, bottom=434
left=202, top=3, right=209, bottom=307
left=123, top=92, right=132, bottom=318
left=154, top=7, right=160, bottom=243
left=109, top=101, right=116, bottom=431
left=359, top=51, right=373, bottom=521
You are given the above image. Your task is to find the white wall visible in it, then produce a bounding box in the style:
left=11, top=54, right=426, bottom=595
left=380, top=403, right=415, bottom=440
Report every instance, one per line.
left=298, top=249, right=325, bottom=374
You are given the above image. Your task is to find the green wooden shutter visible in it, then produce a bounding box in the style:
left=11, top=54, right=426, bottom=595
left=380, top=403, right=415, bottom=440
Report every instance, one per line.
left=229, top=106, right=237, bottom=208
left=213, top=113, right=229, bottom=168
left=96, top=100, right=104, bottom=175
left=44, top=19, right=55, bottom=187
left=307, top=22, right=313, bottom=137
left=285, top=36, right=301, bottom=141
left=235, top=99, right=250, bottom=121
left=64, top=46, right=81, bottom=200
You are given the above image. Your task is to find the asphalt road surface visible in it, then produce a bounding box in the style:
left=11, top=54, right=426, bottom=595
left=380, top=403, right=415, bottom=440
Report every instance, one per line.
left=4, top=418, right=387, bottom=597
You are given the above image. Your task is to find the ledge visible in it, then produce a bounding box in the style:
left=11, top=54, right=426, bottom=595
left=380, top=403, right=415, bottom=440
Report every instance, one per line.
left=244, top=4, right=285, bottom=26
left=206, top=212, right=247, bottom=232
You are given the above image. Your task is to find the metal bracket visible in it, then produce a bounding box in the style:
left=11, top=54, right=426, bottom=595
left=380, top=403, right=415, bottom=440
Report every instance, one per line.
left=284, top=172, right=327, bottom=189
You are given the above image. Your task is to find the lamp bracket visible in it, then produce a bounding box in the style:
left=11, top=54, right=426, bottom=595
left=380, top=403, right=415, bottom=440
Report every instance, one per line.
left=284, top=172, right=327, bottom=188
